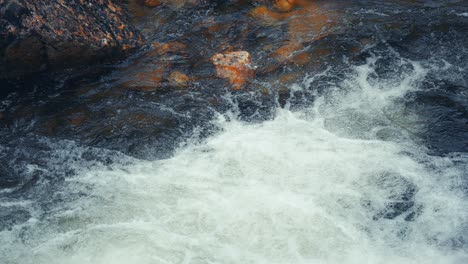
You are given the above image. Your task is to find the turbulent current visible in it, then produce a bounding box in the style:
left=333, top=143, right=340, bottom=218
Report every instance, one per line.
left=1, top=1, right=468, bottom=264
left=2, top=55, right=468, bottom=263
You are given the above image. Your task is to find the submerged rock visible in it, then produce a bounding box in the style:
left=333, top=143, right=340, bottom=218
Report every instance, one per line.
left=272, top=0, right=296, bottom=12
left=143, top=0, right=162, bottom=7
left=0, top=0, right=144, bottom=79
left=169, top=71, right=191, bottom=88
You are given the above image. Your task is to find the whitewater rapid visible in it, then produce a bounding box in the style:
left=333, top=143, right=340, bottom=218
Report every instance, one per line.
left=1, top=56, right=467, bottom=264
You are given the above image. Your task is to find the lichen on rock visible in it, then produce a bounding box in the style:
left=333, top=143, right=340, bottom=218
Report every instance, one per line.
left=0, top=0, right=144, bottom=78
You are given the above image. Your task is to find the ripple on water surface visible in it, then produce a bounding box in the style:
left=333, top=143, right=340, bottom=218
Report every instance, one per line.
left=1, top=55, right=467, bottom=264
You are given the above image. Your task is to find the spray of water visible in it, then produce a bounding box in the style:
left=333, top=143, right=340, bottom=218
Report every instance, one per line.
left=1, top=56, right=467, bottom=264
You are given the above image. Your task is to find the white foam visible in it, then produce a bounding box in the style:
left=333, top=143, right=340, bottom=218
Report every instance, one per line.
left=1, top=57, right=467, bottom=264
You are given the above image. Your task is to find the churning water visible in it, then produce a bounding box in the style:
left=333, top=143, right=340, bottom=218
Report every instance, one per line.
left=1, top=52, right=467, bottom=263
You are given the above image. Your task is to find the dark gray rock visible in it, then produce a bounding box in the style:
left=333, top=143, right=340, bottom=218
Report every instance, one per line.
left=0, top=0, right=145, bottom=79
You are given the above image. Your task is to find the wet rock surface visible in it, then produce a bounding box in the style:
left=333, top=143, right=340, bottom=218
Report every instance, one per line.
left=0, top=2, right=467, bottom=261
left=0, top=0, right=467, bottom=160
left=0, top=2, right=466, bottom=254
left=0, top=0, right=144, bottom=79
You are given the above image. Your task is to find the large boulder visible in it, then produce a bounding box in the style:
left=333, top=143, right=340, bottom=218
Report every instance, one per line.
left=0, top=0, right=144, bottom=78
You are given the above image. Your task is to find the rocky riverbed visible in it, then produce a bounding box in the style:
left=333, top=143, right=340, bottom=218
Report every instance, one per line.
left=1, top=0, right=468, bottom=263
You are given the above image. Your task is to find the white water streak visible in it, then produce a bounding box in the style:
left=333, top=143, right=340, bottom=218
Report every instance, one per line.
left=1, top=57, right=468, bottom=264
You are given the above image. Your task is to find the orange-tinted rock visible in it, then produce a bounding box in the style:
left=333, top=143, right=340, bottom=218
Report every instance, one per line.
left=287, top=2, right=336, bottom=45
left=262, top=2, right=335, bottom=66
left=279, top=72, right=301, bottom=84
left=119, top=40, right=193, bottom=91
left=211, top=51, right=254, bottom=90
left=292, top=51, right=311, bottom=65
left=134, top=68, right=166, bottom=88
left=169, top=71, right=190, bottom=88
left=143, top=0, right=162, bottom=7
left=150, top=41, right=187, bottom=56
left=249, top=6, right=286, bottom=25
left=273, top=0, right=296, bottom=12
left=272, top=42, right=303, bottom=62
left=170, top=0, right=189, bottom=8
left=121, top=65, right=167, bottom=91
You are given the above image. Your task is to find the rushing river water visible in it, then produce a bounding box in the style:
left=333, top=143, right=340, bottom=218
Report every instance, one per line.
left=1, top=1, right=468, bottom=263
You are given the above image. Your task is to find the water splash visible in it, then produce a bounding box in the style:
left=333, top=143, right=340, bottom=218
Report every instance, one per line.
left=1, top=56, right=467, bottom=264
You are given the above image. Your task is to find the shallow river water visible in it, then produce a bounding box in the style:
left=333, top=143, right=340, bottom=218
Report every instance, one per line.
left=1, top=1, right=468, bottom=263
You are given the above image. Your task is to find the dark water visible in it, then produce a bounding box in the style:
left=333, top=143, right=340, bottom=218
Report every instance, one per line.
left=1, top=1, right=468, bottom=263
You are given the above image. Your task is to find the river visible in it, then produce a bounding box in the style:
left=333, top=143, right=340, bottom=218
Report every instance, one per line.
left=1, top=1, right=468, bottom=263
